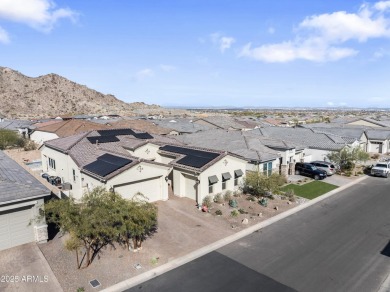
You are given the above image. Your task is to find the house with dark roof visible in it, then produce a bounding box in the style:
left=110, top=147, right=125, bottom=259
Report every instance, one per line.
left=0, top=151, right=50, bottom=251
left=40, top=128, right=247, bottom=205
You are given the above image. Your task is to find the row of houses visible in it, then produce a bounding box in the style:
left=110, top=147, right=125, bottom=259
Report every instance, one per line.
left=3, top=114, right=390, bottom=252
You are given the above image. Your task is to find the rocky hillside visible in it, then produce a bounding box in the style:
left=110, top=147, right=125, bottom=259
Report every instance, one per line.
left=0, top=67, right=162, bottom=119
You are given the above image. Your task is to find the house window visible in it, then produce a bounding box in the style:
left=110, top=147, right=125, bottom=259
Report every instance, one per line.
left=221, top=172, right=231, bottom=190
left=48, top=158, right=56, bottom=170
left=263, top=162, right=272, bottom=176
left=72, top=169, right=76, bottom=182
left=208, top=175, right=219, bottom=194
left=234, top=169, right=244, bottom=186
left=209, top=183, right=214, bottom=194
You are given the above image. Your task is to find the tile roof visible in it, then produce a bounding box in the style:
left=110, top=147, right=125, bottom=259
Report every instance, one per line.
left=193, top=116, right=245, bottom=130
left=174, top=129, right=283, bottom=163
left=34, top=119, right=111, bottom=137
left=44, top=129, right=182, bottom=180
left=110, top=119, right=173, bottom=135
left=248, top=127, right=354, bottom=151
left=0, top=120, right=33, bottom=130
left=365, top=129, right=390, bottom=140
left=153, top=118, right=210, bottom=133
left=0, top=151, right=50, bottom=204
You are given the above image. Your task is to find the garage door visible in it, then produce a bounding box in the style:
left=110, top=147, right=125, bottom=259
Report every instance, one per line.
left=183, top=174, right=197, bottom=200
left=116, top=177, right=162, bottom=202
left=0, top=206, right=34, bottom=251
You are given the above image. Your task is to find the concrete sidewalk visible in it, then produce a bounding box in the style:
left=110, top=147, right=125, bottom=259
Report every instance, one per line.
left=102, top=175, right=369, bottom=292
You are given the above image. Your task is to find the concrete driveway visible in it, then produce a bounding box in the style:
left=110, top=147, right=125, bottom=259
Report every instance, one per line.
left=288, top=173, right=363, bottom=186
left=0, top=243, right=63, bottom=292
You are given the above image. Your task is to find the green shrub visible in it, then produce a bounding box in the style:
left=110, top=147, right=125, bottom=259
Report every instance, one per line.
left=231, top=210, right=239, bottom=217
left=238, top=208, right=248, bottom=214
left=215, top=209, right=222, bottom=216
left=202, top=196, right=213, bottom=208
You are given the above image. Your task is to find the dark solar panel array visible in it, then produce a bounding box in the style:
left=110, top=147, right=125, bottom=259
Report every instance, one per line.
left=87, top=136, right=120, bottom=144
left=134, top=132, right=154, bottom=139
left=160, top=145, right=219, bottom=168
left=97, top=129, right=136, bottom=136
left=83, top=154, right=132, bottom=177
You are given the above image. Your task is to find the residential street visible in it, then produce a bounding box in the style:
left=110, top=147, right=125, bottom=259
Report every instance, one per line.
left=126, top=176, right=390, bottom=292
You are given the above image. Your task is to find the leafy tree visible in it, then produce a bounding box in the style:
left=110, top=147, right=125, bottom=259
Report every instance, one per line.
left=45, top=188, right=158, bottom=268
left=326, top=147, right=370, bottom=171
left=242, top=172, right=286, bottom=197
left=0, top=129, right=25, bottom=150
left=117, top=193, right=158, bottom=251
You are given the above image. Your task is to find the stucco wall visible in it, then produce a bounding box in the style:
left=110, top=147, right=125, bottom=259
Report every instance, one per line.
left=197, top=155, right=247, bottom=204
left=30, top=131, right=59, bottom=145
left=132, top=143, right=160, bottom=161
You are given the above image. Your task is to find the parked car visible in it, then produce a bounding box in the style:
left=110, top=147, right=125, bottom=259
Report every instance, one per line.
left=310, top=161, right=336, bottom=176
left=371, top=162, right=390, bottom=178
left=295, top=162, right=327, bottom=180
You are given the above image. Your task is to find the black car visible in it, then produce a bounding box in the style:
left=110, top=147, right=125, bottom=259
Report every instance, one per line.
left=295, top=162, right=327, bottom=180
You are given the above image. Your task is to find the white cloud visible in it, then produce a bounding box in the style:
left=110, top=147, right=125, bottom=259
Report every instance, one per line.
left=160, top=64, right=176, bottom=72
left=240, top=1, right=390, bottom=63
left=210, top=33, right=236, bottom=52
left=0, top=26, right=10, bottom=43
left=134, top=68, right=154, bottom=81
left=0, top=0, right=77, bottom=32
left=374, top=1, right=390, bottom=11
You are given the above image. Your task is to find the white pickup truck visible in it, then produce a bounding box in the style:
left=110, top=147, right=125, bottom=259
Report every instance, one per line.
left=371, top=162, right=390, bottom=177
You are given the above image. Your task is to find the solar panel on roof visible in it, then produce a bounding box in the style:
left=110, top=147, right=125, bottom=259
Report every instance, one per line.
left=83, top=153, right=132, bottom=177
left=134, top=132, right=154, bottom=139
left=87, top=136, right=119, bottom=144
left=160, top=145, right=219, bottom=159
left=98, top=153, right=132, bottom=166
left=176, top=156, right=211, bottom=168
left=160, top=145, right=219, bottom=168
left=97, top=129, right=136, bottom=136
left=84, top=160, right=122, bottom=177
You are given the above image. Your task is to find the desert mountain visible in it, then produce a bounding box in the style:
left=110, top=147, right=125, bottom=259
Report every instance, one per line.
left=0, top=67, right=162, bottom=119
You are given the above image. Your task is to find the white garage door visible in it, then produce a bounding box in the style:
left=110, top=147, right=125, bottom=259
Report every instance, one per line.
left=183, top=174, right=197, bottom=200
left=369, top=142, right=382, bottom=153
left=116, top=177, right=162, bottom=202
left=0, top=206, right=34, bottom=251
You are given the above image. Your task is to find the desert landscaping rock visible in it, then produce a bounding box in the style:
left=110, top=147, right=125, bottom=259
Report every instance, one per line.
left=241, top=218, right=249, bottom=225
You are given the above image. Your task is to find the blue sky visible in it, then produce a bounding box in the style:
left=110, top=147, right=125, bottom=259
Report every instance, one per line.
left=1, top=0, right=390, bottom=108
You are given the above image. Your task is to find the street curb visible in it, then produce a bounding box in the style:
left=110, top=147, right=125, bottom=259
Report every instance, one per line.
left=101, top=175, right=368, bottom=292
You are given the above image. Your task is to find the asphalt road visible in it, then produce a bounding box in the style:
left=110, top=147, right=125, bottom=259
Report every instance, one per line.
left=127, top=176, right=390, bottom=292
